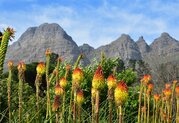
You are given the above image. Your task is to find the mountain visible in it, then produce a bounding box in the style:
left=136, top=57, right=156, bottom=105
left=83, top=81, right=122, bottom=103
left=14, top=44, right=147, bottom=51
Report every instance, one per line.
left=5, top=23, right=81, bottom=65
left=4, top=23, right=179, bottom=82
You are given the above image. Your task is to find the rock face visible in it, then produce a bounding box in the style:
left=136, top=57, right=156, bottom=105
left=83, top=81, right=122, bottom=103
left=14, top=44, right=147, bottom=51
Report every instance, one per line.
left=5, top=23, right=179, bottom=78
left=136, top=36, right=150, bottom=57
left=5, top=23, right=81, bottom=65
left=87, top=34, right=142, bottom=62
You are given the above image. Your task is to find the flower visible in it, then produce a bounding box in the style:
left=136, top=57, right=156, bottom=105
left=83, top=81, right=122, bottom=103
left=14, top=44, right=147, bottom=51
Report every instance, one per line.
left=147, top=83, right=154, bottom=95
left=45, top=48, right=51, bottom=56
left=165, top=83, right=171, bottom=89
left=173, top=80, right=177, bottom=84
left=76, top=89, right=84, bottom=105
left=141, top=74, right=151, bottom=85
left=154, top=94, right=160, bottom=102
left=17, top=61, right=26, bottom=72
left=7, top=60, right=13, bottom=70
left=59, top=77, right=67, bottom=89
left=66, top=64, right=71, bottom=71
left=163, top=89, right=172, bottom=100
left=175, top=86, right=179, bottom=99
left=55, top=84, right=64, bottom=96
left=72, top=67, right=84, bottom=86
left=92, top=65, right=105, bottom=90
left=114, top=81, right=128, bottom=106
left=107, top=74, right=117, bottom=90
left=36, top=62, right=45, bottom=75
left=52, top=95, right=60, bottom=112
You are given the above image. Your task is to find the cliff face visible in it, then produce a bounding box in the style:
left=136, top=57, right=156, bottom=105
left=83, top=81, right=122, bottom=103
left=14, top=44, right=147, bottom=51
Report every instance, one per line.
left=5, top=23, right=81, bottom=65
left=5, top=23, right=179, bottom=75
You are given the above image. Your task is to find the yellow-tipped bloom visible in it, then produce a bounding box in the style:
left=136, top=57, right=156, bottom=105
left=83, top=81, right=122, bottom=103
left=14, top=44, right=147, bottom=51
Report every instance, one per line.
left=173, top=80, right=177, bottom=84
left=141, top=74, right=151, bottom=85
left=55, top=84, right=64, bottom=96
left=154, top=94, right=161, bottom=102
left=59, top=77, right=67, bottom=89
left=114, top=81, right=128, bottom=106
left=52, top=95, right=60, bottom=112
left=107, top=74, right=117, bottom=90
left=92, top=65, right=105, bottom=90
left=163, top=89, right=172, bottom=100
left=17, top=61, right=26, bottom=72
left=72, top=67, right=84, bottom=85
left=36, top=62, right=45, bottom=75
left=76, top=89, right=84, bottom=105
left=175, top=86, right=179, bottom=99
left=7, top=60, right=13, bottom=70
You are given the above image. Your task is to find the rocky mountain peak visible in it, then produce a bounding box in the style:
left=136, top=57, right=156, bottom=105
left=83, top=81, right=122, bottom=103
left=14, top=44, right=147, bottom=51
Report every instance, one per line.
left=136, top=36, right=150, bottom=55
left=79, top=43, right=94, bottom=55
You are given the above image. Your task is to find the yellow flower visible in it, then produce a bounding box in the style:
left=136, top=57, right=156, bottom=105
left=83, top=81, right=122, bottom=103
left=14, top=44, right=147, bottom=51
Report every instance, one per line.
left=76, top=89, right=84, bottom=105
left=36, top=62, right=45, bottom=75
left=59, top=77, right=67, bottom=89
left=114, top=81, right=128, bottom=106
left=72, top=67, right=84, bottom=86
left=92, top=65, right=105, bottom=90
left=55, top=84, right=64, bottom=96
left=107, top=74, right=117, bottom=90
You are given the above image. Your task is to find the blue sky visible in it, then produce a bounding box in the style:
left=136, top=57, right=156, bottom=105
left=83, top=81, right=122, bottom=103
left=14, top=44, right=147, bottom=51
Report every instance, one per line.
left=0, top=0, right=179, bottom=48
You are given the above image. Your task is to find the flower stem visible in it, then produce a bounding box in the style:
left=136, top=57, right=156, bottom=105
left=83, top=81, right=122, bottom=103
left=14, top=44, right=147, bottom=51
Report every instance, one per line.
left=138, top=83, right=143, bottom=123
left=119, top=105, right=122, bottom=123
left=95, top=90, right=100, bottom=123
left=7, top=67, right=12, bottom=122
left=147, top=95, right=150, bottom=123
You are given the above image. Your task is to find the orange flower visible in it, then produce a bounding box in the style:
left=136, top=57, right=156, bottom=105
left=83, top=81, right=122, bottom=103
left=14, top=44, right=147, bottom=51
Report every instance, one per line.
left=147, top=83, right=154, bottom=95
left=173, top=80, right=177, bottom=85
left=7, top=60, right=13, bottom=70
left=17, top=61, right=26, bottom=72
left=175, top=86, right=179, bottom=99
left=45, top=48, right=51, bottom=56
left=114, top=81, right=128, bottom=106
left=76, top=89, right=84, bottom=105
left=163, top=89, right=172, bottom=99
left=154, top=94, right=160, bottom=102
left=66, top=64, right=71, bottom=71
left=107, top=74, right=117, bottom=90
left=59, top=77, right=67, bottom=89
left=55, top=84, right=64, bottom=96
left=72, top=67, right=84, bottom=85
left=52, top=95, right=60, bottom=112
left=36, top=62, right=45, bottom=75
left=92, top=65, right=105, bottom=90
left=165, top=83, right=171, bottom=89
left=141, top=74, right=151, bottom=85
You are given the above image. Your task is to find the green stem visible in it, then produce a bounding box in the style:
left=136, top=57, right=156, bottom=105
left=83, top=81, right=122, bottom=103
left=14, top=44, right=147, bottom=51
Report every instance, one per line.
left=7, top=68, right=12, bottom=122
left=147, top=95, right=150, bottom=123
left=138, top=83, right=143, bottom=123
left=62, top=93, right=66, bottom=123
left=78, top=104, right=81, bottom=123
left=152, top=99, right=155, bottom=123
left=91, top=91, right=95, bottom=123
left=119, top=105, right=122, bottom=123
left=144, top=86, right=147, bottom=123
left=154, top=102, right=158, bottom=123
left=177, top=99, right=179, bottom=123
left=73, top=89, right=77, bottom=123
left=73, top=54, right=83, bottom=69
left=95, top=90, right=99, bottom=123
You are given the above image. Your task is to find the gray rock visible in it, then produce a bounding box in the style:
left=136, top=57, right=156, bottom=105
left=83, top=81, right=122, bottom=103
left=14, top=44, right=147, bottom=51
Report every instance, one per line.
left=136, top=36, right=150, bottom=57
left=5, top=23, right=81, bottom=67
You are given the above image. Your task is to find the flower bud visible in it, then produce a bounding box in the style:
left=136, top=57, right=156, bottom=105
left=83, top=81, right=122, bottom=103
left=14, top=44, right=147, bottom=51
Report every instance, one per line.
left=45, top=48, right=51, bottom=56
left=55, top=84, right=64, bottom=96
left=76, top=89, right=84, bottom=105
left=141, top=74, right=151, bottom=85
left=165, top=83, right=171, bottom=89
left=107, top=74, right=117, bottom=90
left=36, top=62, right=45, bottom=75
left=72, top=67, right=84, bottom=85
left=59, top=77, right=67, bottom=89
left=92, top=65, right=105, bottom=90
left=17, top=61, right=26, bottom=72
left=114, top=81, right=128, bottom=106
left=52, top=95, right=60, bottom=112
left=154, top=94, right=160, bottom=102
left=163, top=89, right=172, bottom=100
left=7, top=60, right=13, bottom=70
left=175, top=86, right=179, bottom=99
